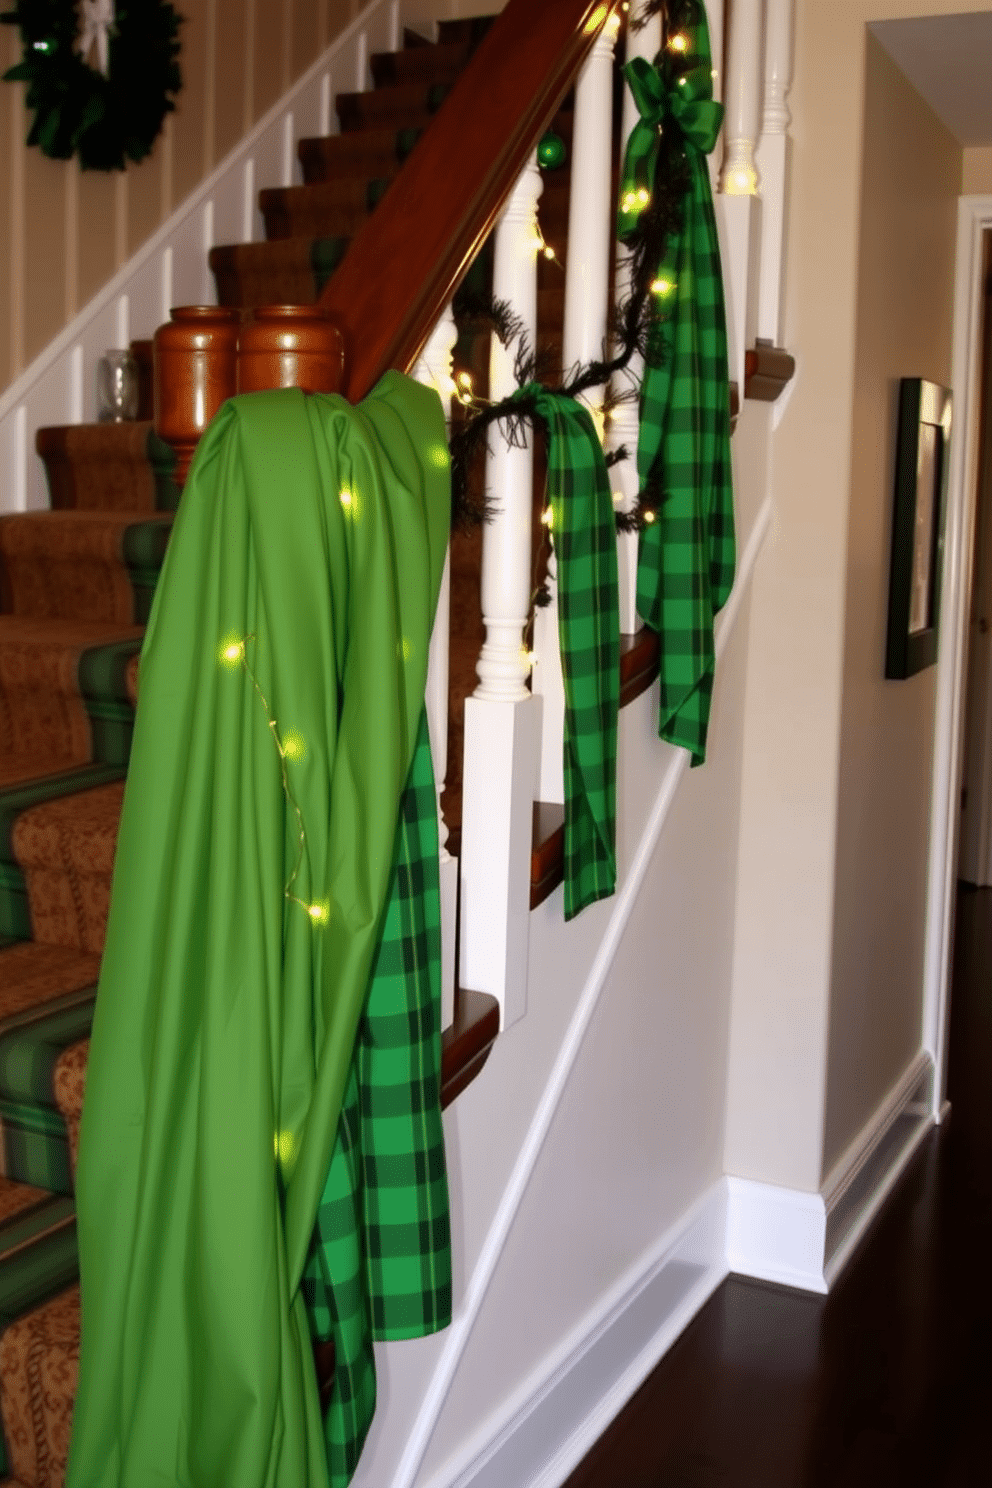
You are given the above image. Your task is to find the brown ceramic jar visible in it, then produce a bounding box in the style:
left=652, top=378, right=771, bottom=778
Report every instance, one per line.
left=236, top=306, right=345, bottom=396
left=153, top=306, right=241, bottom=488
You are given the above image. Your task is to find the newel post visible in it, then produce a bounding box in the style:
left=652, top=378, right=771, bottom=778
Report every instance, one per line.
left=412, top=306, right=459, bottom=1031
left=460, top=158, right=543, bottom=1029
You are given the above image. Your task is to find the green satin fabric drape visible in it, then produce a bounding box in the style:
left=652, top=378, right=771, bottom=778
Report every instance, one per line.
left=67, top=374, right=450, bottom=1488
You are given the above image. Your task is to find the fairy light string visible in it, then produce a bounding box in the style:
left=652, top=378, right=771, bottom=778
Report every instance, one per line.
left=219, top=630, right=328, bottom=925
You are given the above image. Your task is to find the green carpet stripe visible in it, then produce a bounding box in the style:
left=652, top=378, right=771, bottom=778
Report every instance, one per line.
left=0, top=1209, right=78, bottom=1331
left=311, top=237, right=351, bottom=294
left=0, top=1126, right=73, bottom=1195
left=79, top=638, right=142, bottom=767
left=148, top=429, right=180, bottom=512
left=0, top=1194, right=75, bottom=1258
left=0, top=987, right=96, bottom=1107
left=0, top=1102, right=66, bottom=1138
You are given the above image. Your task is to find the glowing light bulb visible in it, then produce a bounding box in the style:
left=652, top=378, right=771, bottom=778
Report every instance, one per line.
left=544, top=245, right=556, bottom=260
left=643, top=509, right=656, bottom=525
left=307, top=901, right=329, bottom=925
left=457, top=371, right=473, bottom=389
left=219, top=635, right=246, bottom=668
left=340, top=489, right=353, bottom=508
left=281, top=731, right=306, bottom=762
left=612, top=490, right=625, bottom=508
left=669, top=33, right=688, bottom=51
left=651, top=276, right=676, bottom=298
left=541, top=506, right=554, bottom=529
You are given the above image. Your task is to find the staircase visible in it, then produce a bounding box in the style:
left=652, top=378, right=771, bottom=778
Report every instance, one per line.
left=0, top=16, right=594, bottom=1485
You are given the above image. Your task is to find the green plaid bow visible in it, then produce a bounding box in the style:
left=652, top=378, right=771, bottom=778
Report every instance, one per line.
left=303, top=708, right=451, bottom=1487
left=619, top=6, right=735, bottom=766
left=519, top=386, right=619, bottom=920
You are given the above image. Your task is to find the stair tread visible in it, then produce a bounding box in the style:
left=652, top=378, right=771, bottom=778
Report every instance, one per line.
left=0, top=1285, right=78, bottom=1488
left=0, top=944, right=100, bottom=1026
left=370, top=38, right=470, bottom=86
left=209, top=236, right=348, bottom=307
left=298, top=126, right=422, bottom=183
left=0, top=511, right=172, bottom=626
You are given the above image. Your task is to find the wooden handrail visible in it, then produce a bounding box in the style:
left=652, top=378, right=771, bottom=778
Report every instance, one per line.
left=319, top=0, right=616, bottom=401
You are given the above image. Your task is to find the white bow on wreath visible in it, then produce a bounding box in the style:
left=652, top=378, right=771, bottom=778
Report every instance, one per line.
left=76, top=0, right=115, bottom=77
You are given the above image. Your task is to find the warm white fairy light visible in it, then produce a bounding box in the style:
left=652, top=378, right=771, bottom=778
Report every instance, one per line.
left=532, top=225, right=560, bottom=265
left=669, top=32, right=688, bottom=52
left=612, top=490, right=625, bottom=508
left=651, top=275, right=677, bottom=300
left=643, top=509, right=656, bottom=525
left=541, top=506, right=554, bottom=529
left=620, top=187, right=651, bottom=217
left=219, top=630, right=322, bottom=925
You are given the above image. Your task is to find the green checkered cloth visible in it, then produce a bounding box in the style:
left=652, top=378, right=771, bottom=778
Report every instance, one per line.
left=519, top=386, right=619, bottom=920
left=303, top=707, right=450, bottom=1487
left=619, top=7, right=735, bottom=766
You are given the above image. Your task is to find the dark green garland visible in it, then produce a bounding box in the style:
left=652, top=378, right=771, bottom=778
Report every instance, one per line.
left=1, top=0, right=182, bottom=171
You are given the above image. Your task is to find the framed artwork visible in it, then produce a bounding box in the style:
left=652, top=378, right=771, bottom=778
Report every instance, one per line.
left=885, top=378, right=952, bottom=680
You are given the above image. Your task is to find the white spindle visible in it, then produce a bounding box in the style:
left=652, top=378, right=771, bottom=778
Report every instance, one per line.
left=413, top=306, right=459, bottom=1031
left=610, top=7, right=663, bottom=634
left=755, top=0, right=793, bottom=347
left=460, top=158, right=543, bottom=1029
left=720, top=0, right=762, bottom=197
left=714, top=0, right=763, bottom=396
left=533, top=15, right=619, bottom=805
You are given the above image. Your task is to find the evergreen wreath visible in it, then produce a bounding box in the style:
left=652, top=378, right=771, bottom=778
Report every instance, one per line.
left=1, top=0, right=183, bottom=171
left=448, top=0, right=698, bottom=539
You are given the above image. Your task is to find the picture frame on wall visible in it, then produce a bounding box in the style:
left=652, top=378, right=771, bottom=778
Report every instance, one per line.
left=885, top=377, right=952, bottom=680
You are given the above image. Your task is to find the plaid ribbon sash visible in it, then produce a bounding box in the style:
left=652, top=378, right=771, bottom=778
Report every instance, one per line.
left=519, top=385, right=619, bottom=920
left=619, top=6, right=735, bottom=766
left=303, top=707, right=451, bottom=1487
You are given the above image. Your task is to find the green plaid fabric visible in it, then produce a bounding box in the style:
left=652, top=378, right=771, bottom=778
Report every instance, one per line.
left=619, top=7, right=735, bottom=766
left=520, top=386, right=619, bottom=921
left=303, top=707, right=450, bottom=1487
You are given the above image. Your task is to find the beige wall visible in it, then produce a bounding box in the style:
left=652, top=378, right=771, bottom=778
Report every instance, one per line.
left=725, top=0, right=980, bottom=1194
left=0, top=0, right=367, bottom=397
left=963, top=145, right=992, bottom=193
left=823, top=33, right=959, bottom=1174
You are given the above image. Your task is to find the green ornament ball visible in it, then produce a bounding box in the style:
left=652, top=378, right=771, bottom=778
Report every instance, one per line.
left=537, top=132, right=566, bottom=170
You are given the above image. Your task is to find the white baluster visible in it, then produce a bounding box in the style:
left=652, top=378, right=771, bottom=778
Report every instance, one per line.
left=533, top=13, right=620, bottom=805
left=460, top=159, right=543, bottom=1029
left=703, top=0, right=726, bottom=191
left=714, top=0, right=763, bottom=395
left=755, top=0, right=793, bottom=349
left=720, top=0, right=762, bottom=197
left=609, top=7, right=663, bottom=634
left=413, top=306, right=459, bottom=1030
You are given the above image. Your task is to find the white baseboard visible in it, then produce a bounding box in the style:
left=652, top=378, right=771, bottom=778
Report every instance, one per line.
left=726, top=1051, right=935, bottom=1294
left=435, top=1181, right=728, bottom=1488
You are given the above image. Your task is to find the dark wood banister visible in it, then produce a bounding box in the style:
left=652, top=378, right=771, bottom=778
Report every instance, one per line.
left=319, top=0, right=616, bottom=400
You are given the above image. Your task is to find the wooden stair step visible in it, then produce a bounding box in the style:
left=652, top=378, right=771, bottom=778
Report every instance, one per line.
left=259, top=176, right=392, bottom=242
left=35, top=423, right=177, bottom=515
left=209, top=236, right=350, bottom=308
left=436, top=16, right=495, bottom=47
left=0, top=619, right=142, bottom=784
left=0, top=1285, right=78, bottom=1488
left=0, top=512, right=172, bottom=627
left=298, top=125, right=422, bottom=184
left=336, top=79, right=448, bottom=132
left=370, top=38, right=471, bottom=87
left=11, top=781, right=124, bottom=958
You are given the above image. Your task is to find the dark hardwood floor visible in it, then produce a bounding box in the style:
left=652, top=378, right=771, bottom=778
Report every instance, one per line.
left=565, top=886, right=992, bottom=1488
